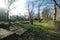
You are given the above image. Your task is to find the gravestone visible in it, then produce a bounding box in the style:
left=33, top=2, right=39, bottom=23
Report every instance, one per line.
left=0, top=28, right=18, bottom=40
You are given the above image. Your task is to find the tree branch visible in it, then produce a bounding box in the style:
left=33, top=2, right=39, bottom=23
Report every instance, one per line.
left=53, top=0, right=60, bottom=9
left=56, top=2, right=60, bottom=8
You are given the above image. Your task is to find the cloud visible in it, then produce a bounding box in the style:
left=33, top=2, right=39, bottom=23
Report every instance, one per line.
left=0, top=0, right=6, bottom=8
left=10, top=0, right=27, bottom=16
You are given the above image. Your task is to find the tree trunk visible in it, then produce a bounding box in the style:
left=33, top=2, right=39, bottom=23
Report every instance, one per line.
left=38, top=4, right=40, bottom=22
left=29, top=12, right=33, bottom=24
left=7, top=6, right=11, bottom=30
left=53, top=0, right=57, bottom=20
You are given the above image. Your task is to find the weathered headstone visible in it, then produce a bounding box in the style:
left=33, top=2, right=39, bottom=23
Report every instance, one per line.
left=0, top=28, right=18, bottom=40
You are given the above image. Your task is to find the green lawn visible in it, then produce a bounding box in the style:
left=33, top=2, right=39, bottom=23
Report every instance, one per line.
left=1, top=20, right=60, bottom=40
left=9, top=20, right=60, bottom=40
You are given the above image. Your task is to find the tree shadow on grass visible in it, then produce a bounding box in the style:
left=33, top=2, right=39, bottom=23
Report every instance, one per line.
left=18, top=24, right=60, bottom=40
left=20, top=25, right=48, bottom=40
left=27, top=24, right=60, bottom=40
left=3, top=21, right=60, bottom=40
left=11, top=22, right=60, bottom=40
left=54, top=21, right=60, bottom=30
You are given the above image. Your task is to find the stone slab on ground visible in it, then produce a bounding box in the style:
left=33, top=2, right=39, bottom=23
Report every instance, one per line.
left=0, top=28, right=18, bottom=40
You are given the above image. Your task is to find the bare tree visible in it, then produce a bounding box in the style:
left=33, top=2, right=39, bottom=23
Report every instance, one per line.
left=37, top=0, right=44, bottom=22
left=42, top=7, right=50, bottom=21
left=27, top=1, right=35, bottom=24
left=53, top=0, right=60, bottom=20
left=31, top=0, right=45, bottom=22
left=54, top=0, right=60, bottom=8
left=4, top=0, right=17, bottom=23
left=27, top=1, right=31, bottom=24
left=38, top=4, right=40, bottom=22
left=30, top=2, right=35, bottom=24
left=4, top=0, right=17, bottom=30
left=4, top=0, right=16, bottom=20
left=27, top=0, right=60, bottom=22
left=53, top=0, right=57, bottom=20
left=47, top=0, right=60, bottom=20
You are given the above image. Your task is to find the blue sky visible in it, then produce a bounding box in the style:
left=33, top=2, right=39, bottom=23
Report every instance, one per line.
left=0, top=0, right=60, bottom=16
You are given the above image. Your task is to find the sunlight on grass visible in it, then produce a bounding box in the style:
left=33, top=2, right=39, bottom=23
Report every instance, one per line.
left=33, top=21, right=48, bottom=28
left=8, top=21, right=60, bottom=40
left=33, top=21, right=60, bottom=34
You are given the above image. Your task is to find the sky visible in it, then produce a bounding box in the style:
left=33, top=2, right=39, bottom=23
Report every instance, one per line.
left=0, top=0, right=28, bottom=16
left=0, top=0, right=60, bottom=16
left=0, top=0, right=47, bottom=16
left=0, top=0, right=6, bottom=8
left=10, top=0, right=27, bottom=16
